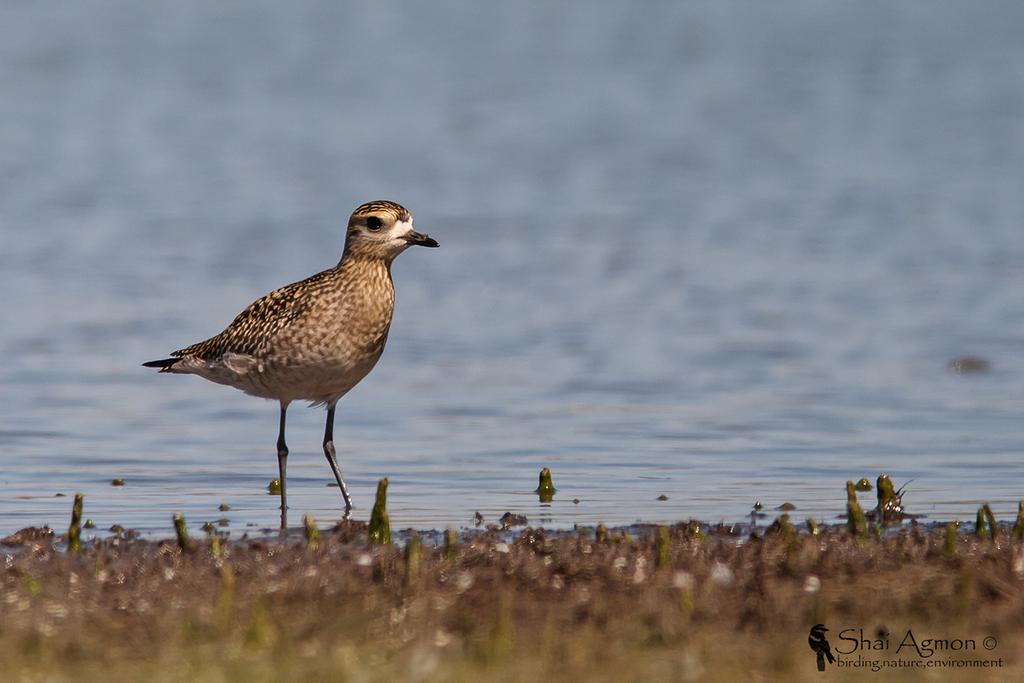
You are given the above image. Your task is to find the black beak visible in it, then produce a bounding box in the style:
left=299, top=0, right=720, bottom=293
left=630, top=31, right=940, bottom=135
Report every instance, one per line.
left=405, top=230, right=439, bottom=248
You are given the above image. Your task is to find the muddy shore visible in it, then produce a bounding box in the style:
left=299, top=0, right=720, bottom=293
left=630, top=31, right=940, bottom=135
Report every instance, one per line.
left=1, top=518, right=1022, bottom=682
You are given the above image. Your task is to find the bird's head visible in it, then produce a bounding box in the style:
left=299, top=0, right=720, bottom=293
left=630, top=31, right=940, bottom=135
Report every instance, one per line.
left=343, top=200, right=438, bottom=261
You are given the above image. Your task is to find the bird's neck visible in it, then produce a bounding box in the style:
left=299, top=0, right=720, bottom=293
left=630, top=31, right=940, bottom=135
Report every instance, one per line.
left=334, top=253, right=396, bottom=335
left=339, top=248, right=391, bottom=270
left=336, top=251, right=394, bottom=285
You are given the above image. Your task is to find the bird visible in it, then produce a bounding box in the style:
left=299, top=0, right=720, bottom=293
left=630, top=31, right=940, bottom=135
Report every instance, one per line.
left=807, top=624, right=836, bottom=671
left=143, top=200, right=438, bottom=526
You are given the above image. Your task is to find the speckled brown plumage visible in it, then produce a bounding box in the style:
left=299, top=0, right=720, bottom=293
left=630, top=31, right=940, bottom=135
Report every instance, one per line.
left=162, top=255, right=396, bottom=406
left=170, top=266, right=347, bottom=361
left=143, top=200, right=438, bottom=522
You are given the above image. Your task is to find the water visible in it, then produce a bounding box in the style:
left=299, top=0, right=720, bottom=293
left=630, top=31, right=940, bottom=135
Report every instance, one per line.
left=2, top=1, right=1024, bottom=537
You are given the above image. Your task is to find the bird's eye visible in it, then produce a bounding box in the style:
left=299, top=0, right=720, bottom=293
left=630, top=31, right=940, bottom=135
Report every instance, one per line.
left=365, top=217, right=383, bottom=231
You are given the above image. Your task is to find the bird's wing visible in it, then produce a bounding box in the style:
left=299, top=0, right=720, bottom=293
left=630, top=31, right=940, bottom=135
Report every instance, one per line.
left=171, top=268, right=336, bottom=361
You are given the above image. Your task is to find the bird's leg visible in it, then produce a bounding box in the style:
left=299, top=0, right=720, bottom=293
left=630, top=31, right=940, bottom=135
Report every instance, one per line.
left=323, top=402, right=353, bottom=517
left=277, top=401, right=289, bottom=529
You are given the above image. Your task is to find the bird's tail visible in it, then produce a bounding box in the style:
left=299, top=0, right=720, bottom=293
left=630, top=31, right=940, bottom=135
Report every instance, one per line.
left=142, top=358, right=180, bottom=372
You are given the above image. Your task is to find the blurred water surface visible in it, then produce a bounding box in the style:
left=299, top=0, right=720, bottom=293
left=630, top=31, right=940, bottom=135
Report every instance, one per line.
left=2, top=1, right=1024, bottom=536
